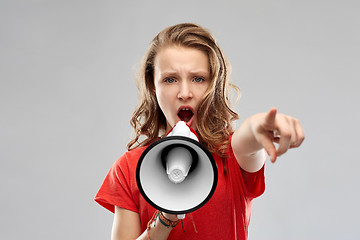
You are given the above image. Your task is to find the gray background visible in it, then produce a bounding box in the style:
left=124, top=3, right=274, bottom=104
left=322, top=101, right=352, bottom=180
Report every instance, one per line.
left=1, top=0, right=359, bottom=239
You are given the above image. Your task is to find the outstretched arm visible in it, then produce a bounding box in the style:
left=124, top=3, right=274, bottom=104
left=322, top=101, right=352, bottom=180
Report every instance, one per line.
left=231, top=108, right=305, bottom=172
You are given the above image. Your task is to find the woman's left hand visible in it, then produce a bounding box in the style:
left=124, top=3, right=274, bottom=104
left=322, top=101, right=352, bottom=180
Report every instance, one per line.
left=250, top=107, right=305, bottom=162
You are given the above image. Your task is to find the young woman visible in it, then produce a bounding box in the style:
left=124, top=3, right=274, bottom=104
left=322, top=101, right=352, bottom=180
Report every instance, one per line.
left=95, top=23, right=305, bottom=240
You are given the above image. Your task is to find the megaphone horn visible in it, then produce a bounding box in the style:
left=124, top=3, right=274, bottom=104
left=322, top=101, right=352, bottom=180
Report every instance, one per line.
left=136, top=121, right=218, bottom=216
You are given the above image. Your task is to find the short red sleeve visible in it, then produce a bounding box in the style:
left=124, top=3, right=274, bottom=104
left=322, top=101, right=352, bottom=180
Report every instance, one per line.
left=240, top=165, right=265, bottom=198
left=94, top=150, right=142, bottom=213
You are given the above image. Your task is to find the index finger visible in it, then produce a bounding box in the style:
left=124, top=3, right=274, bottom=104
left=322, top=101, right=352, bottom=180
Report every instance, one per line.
left=264, top=107, right=278, bottom=129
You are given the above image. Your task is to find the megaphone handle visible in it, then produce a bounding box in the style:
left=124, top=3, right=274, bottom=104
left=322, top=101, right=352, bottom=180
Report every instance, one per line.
left=177, top=214, right=185, bottom=219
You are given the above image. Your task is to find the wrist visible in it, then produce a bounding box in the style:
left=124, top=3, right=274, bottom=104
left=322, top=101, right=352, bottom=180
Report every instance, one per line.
left=157, top=212, right=180, bottom=228
left=145, top=211, right=174, bottom=240
left=161, top=212, right=178, bottom=222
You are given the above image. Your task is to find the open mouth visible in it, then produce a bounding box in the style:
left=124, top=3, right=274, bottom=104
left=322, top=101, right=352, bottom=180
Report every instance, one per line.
left=177, top=107, right=194, bottom=123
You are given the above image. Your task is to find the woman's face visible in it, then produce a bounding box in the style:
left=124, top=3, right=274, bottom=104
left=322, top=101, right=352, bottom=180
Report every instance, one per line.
left=154, top=46, right=210, bottom=132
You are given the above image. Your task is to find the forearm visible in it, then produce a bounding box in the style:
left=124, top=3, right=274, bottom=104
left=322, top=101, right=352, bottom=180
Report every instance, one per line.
left=231, top=117, right=267, bottom=172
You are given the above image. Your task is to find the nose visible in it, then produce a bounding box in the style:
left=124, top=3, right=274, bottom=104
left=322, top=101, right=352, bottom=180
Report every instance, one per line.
left=177, top=81, right=193, bottom=100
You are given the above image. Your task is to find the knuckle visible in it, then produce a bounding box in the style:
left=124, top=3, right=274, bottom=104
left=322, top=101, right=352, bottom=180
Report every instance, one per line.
left=282, top=131, right=292, bottom=139
left=299, top=135, right=305, bottom=143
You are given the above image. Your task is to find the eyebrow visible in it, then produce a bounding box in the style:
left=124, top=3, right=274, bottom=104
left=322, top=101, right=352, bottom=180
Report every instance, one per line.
left=160, top=70, right=209, bottom=76
left=189, top=70, right=209, bottom=75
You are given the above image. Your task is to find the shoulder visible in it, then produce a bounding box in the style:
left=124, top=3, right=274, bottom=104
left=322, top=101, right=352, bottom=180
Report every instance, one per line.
left=124, top=146, right=148, bottom=160
left=115, top=146, right=147, bottom=164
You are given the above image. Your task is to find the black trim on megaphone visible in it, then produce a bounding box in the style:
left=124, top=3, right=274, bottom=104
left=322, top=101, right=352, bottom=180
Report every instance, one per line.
left=136, top=136, right=218, bottom=215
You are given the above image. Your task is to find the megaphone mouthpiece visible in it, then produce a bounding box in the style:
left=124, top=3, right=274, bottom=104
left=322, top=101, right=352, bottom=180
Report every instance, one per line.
left=166, top=146, right=193, bottom=184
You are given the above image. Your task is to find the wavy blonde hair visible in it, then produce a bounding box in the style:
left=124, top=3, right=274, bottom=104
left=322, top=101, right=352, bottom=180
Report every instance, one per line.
left=127, top=23, right=239, bottom=157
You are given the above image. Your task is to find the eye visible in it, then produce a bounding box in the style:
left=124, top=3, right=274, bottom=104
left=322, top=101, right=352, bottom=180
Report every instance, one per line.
left=164, top=77, right=176, bottom=83
left=193, top=77, right=204, bottom=83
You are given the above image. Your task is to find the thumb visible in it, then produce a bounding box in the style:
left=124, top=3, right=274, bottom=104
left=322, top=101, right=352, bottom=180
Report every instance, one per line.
left=258, top=134, right=277, bottom=163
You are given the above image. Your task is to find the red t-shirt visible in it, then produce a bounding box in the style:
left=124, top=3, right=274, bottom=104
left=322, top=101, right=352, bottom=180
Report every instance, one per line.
left=95, top=141, right=265, bottom=239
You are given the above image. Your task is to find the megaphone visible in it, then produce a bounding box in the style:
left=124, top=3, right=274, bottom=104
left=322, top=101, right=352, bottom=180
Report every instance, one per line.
left=136, top=121, right=218, bottom=219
